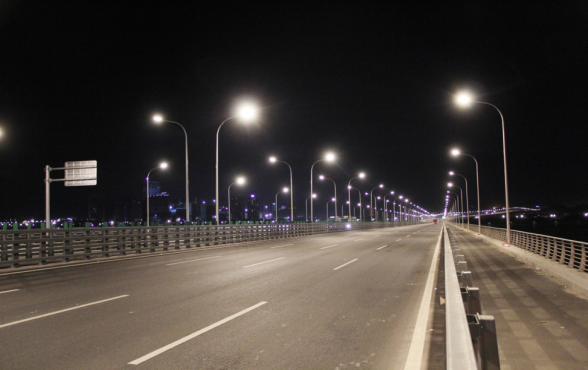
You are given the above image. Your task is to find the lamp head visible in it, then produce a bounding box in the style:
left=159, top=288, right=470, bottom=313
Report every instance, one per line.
left=283, top=187, right=289, bottom=193
left=159, top=162, right=168, bottom=169
left=390, top=191, right=395, bottom=195
left=448, top=182, right=453, bottom=187
left=312, top=193, right=317, bottom=198
left=347, top=185, right=352, bottom=189
left=358, top=172, right=365, bottom=179
left=331, top=197, right=335, bottom=202
left=269, top=156, right=277, bottom=163
left=152, top=114, right=163, bottom=123
left=451, top=148, right=461, bottom=156
left=235, top=102, right=259, bottom=123
left=399, top=195, right=403, bottom=199
left=319, top=175, right=325, bottom=180
left=236, top=177, right=246, bottom=185
left=405, top=199, right=409, bottom=202
left=455, top=91, right=474, bottom=107
left=449, top=171, right=455, bottom=176
left=325, top=152, right=336, bottom=162
left=379, top=184, right=384, bottom=188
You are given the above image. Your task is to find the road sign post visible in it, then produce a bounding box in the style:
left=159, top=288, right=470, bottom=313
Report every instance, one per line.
left=45, top=161, right=97, bottom=228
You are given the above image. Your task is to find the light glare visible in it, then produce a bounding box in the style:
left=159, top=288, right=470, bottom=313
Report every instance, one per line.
left=153, top=115, right=163, bottom=123
left=455, top=92, right=473, bottom=107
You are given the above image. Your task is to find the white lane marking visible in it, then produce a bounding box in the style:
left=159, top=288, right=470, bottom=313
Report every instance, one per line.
left=0, top=289, right=20, bottom=295
left=373, top=235, right=381, bottom=237
left=354, top=239, right=364, bottom=241
left=0, top=295, right=129, bottom=329
left=376, top=245, right=388, bottom=251
left=129, top=301, right=267, bottom=365
left=270, top=244, right=294, bottom=249
left=402, top=228, right=442, bottom=370
left=333, top=259, right=358, bottom=270
left=396, top=239, right=402, bottom=241
left=406, top=235, right=411, bottom=237
left=166, top=256, right=221, bottom=266
left=243, top=257, right=285, bottom=269
left=320, top=244, right=338, bottom=250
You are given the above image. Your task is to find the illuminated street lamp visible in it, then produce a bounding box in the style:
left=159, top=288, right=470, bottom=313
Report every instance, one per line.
left=455, top=91, right=511, bottom=244
left=306, top=193, right=317, bottom=222
left=146, top=162, right=168, bottom=227
left=216, top=102, right=260, bottom=225
left=448, top=182, right=464, bottom=227
left=269, top=156, right=294, bottom=221
left=319, top=175, right=338, bottom=221
left=275, top=187, right=289, bottom=222
left=404, top=198, right=410, bottom=221
left=349, top=187, right=363, bottom=221
left=369, top=184, right=384, bottom=221
left=228, top=177, right=246, bottom=223
left=347, top=172, right=365, bottom=222
left=451, top=148, right=481, bottom=235
left=393, top=195, right=404, bottom=222
left=447, top=190, right=460, bottom=225
left=310, top=153, right=336, bottom=222
left=152, top=115, right=190, bottom=222
left=383, top=191, right=395, bottom=221
left=450, top=171, right=470, bottom=230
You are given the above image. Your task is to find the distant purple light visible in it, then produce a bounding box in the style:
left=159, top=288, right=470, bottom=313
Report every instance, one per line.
left=251, top=194, right=255, bottom=198
left=212, top=199, right=216, bottom=203
left=202, top=201, right=206, bottom=204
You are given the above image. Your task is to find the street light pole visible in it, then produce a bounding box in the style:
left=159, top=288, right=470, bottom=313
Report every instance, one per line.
left=146, top=162, right=168, bottom=227
left=269, top=157, right=294, bottom=222
left=450, top=171, right=470, bottom=230
left=310, top=153, right=335, bottom=223
left=319, top=175, right=337, bottom=220
left=152, top=116, right=189, bottom=223
left=306, top=194, right=316, bottom=222
left=369, top=184, right=384, bottom=221
left=452, top=149, right=482, bottom=234
left=455, top=93, right=511, bottom=244
left=347, top=173, right=365, bottom=222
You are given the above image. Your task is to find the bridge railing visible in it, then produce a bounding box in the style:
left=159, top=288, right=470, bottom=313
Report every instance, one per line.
left=0, top=221, right=416, bottom=269
left=450, top=221, right=588, bottom=273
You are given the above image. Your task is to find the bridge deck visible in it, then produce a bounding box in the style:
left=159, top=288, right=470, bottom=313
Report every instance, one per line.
left=450, top=227, right=588, bottom=370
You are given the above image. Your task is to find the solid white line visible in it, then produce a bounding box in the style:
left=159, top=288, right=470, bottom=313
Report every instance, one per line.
left=354, top=239, right=364, bottom=241
left=166, top=256, right=221, bottom=266
left=333, top=259, right=358, bottom=270
left=0, top=295, right=129, bottom=329
left=129, top=301, right=267, bottom=365
left=270, top=244, right=294, bottom=249
left=402, top=228, right=442, bottom=370
left=0, top=289, right=20, bottom=295
left=320, top=244, right=338, bottom=250
left=373, top=235, right=381, bottom=237
left=243, top=257, right=285, bottom=268
left=396, top=239, right=402, bottom=241
left=406, top=235, right=411, bottom=237
left=376, top=245, right=388, bottom=250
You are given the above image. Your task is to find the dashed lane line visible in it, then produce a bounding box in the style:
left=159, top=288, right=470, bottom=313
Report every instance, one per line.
left=0, top=289, right=20, bottom=295
left=166, top=256, right=221, bottom=266
left=320, top=245, right=339, bottom=250
left=376, top=245, right=388, bottom=251
left=243, top=257, right=285, bottom=269
left=333, top=259, right=358, bottom=270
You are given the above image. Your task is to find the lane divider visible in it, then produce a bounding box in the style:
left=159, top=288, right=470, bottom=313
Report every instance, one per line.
left=129, top=301, right=267, bottom=365
left=333, top=259, right=358, bottom=270
left=0, top=289, right=20, bottom=295
left=320, top=244, right=338, bottom=250
left=0, top=295, right=129, bottom=329
left=354, top=239, right=364, bottom=241
left=243, top=257, right=285, bottom=269
left=376, top=245, right=388, bottom=251
left=270, top=244, right=294, bottom=249
left=166, top=256, right=221, bottom=266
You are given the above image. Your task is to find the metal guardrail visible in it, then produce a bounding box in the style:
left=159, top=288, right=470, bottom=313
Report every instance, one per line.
left=0, top=221, right=416, bottom=269
left=452, top=222, right=588, bottom=272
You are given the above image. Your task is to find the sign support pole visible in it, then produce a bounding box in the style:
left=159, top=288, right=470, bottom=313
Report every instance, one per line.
left=45, top=165, right=51, bottom=229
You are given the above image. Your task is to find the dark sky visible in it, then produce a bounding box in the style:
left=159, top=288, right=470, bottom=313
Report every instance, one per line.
left=0, top=1, right=586, bottom=220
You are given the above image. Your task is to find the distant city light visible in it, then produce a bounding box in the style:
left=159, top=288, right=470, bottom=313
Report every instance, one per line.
left=251, top=194, right=255, bottom=198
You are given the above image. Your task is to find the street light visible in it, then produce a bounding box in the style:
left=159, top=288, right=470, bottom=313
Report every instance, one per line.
left=451, top=148, right=481, bottom=235
left=450, top=171, right=470, bottom=230
left=216, top=102, right=260, bottom=225
left=146, top=162, right=168, bottom=227
left=393, top=195, right=403, bottom=222
left=306, top=193, right=317, bottom=222
left=228, top=177, right=246, bottom=223
left=455, top=91, right=511, bottom=244
left=369, top=184, right=384, bottom=221
left=310, top=153, right=336, bottom=222
left=152, top=115, right=190, bottom=223
left=349, top=187, right=363, bottom=221
left=404, top=198, right=410, bottom=221
left=276, top=187, right=289, bottom=222
left=269, top=156, right=294, bottom=221
left=383, top=191, right=395, bottom=221
left=319, top=175, right=337, bottom=221
left=448, top=182, right=464, bottom=227
left=347, top=172, right=365, bottom=222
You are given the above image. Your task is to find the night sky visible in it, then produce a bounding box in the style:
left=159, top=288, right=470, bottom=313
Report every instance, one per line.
left=0, top=2, right=586, bottom=220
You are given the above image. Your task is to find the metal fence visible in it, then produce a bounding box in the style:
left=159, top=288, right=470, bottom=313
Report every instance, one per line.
left=451, top=222, right=588, bottom=273
left=0, top=221, right=416, bottom=269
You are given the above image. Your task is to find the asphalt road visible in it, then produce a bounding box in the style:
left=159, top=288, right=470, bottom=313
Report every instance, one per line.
left=0, top=223, right=442, bottom=370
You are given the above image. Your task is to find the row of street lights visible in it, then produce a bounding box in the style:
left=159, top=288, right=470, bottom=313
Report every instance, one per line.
left=449, top=92, right=511, bottom=244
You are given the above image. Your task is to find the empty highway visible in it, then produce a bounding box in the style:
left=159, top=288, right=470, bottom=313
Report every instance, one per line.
left=0, top=223, right=441, bottom=369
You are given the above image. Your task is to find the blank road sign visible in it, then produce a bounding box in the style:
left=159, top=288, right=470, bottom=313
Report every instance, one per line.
left=65, top=160, right=97, bottom=186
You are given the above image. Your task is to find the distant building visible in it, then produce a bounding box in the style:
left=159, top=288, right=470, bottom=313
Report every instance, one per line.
left=245, top=195, right=261, bottom=221
left=230, top=197, right=245, bottom=221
